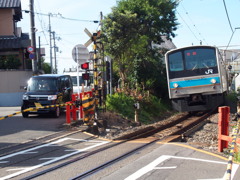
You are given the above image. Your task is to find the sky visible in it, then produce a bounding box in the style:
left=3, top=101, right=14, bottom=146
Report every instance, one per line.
left=18, top=0, right=240, bottom=73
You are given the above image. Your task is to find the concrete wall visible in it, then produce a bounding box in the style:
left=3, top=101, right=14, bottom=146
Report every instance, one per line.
left=0, top=70, right=32, bottom=106
left=0, top=9, right=14, bottom=36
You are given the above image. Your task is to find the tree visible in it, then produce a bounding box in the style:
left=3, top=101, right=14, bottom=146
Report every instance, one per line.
left=101, top=0, right=178, bottom=97
left=0, top=55, right=21, bottom=69
left=40, top=57, right=51, bottom=74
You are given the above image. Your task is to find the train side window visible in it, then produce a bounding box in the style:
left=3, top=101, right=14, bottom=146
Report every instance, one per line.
left=168, top=52, right=183, bottom=71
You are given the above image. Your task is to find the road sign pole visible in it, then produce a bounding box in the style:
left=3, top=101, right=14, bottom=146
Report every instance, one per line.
left=92, top=34, right=98, bottom=118
left=76, top=46, right=80, bottom=98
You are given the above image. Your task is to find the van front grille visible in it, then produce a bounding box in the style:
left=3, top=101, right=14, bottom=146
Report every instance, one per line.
left=29, top=95, right=48, bottom=101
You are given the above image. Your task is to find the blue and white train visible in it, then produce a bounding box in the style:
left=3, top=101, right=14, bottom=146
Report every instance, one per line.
left=165, top=45, right=228, bottom=112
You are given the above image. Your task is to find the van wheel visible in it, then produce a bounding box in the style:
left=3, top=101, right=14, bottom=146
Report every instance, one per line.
left=53, top=107, right=60, bottom=118
left=22, top=106, right=29, bottom=118
left=22, top=112, right=29, bottom=118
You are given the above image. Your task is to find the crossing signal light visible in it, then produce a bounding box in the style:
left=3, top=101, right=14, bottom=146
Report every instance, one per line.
left=106, top=61, right=111, bottom=81
left=81, top=62, right=89, bottom=70
left=82, top=73, right=90, bottom=80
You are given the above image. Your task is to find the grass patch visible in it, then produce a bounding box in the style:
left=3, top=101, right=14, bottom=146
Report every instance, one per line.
left=106, top=92, right=172, bottom=124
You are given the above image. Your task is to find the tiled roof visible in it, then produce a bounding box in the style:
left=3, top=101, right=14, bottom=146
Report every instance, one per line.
left=0, top=36, right=31, bottom=49
left=159, top=36, right=176, bottom=49
left=153, top=36, right=176, bottom=50
left=0, top=0, right=20, bottom=8
left=0, top=0, right=22, bottom=20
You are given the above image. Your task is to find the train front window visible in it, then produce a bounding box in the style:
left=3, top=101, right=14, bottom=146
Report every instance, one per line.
left=185, top=48, right=217, bottom=70
left=168, top=51, right=184, bottom=71
left=167, top=47, right=218, bottom=79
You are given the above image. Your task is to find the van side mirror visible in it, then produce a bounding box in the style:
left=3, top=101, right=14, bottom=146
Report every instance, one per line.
left=63, top=87, right=69, bottom=91
left=24, top=86, right=27, bottom=90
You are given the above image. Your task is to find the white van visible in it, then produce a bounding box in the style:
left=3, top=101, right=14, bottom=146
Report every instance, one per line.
left=63, top=68, right=93, bottom=93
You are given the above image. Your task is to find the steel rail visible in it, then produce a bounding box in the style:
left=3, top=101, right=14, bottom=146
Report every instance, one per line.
left=70, top=139, right=159, bottom=180
left=20, top=112, right=214, bottom=179
left=70, top=112, right=215, bottom=179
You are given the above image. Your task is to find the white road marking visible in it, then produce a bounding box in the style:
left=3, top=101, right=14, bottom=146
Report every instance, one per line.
left=125, top=155, right=170, bottom=180
left=154, top=166, right=177, bottom=170
left=0, top=138, right=109, bottom=180
left=125, top=155, right=239, bottom=180
left=0, top=161, right=8, bottom=164
left=64, top=149, right=78, bottom=152
left=39, top=157, right=59, bottom=160
left=6, top=168, right=27, bottom=172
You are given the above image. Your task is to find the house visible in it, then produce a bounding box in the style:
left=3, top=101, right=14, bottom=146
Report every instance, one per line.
left=0, top=0, right=32, bottom=106
left=0, top=0, right=32, bottom=69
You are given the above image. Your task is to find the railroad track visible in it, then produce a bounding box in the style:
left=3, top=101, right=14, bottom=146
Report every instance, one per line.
left=113, top=111, right=213, bottom=142
left=12, top=111, right=215, bottom=180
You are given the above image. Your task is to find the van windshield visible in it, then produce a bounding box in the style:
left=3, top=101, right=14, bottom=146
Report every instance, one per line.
left=27, top=78, right=57, bottom=92
left=71, top=76, right=85, bottom=86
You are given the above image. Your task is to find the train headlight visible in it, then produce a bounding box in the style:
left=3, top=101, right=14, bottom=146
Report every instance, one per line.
left=211, top=79, right=216, bottom=84
left=173, top=83, right=179, bottom=88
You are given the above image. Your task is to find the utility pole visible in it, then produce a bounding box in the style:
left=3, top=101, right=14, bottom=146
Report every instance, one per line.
left=48, top=13, right=53, bottom=74
left=38, top=36, right=41, bottom=71
left=29, top=0, right=38, bottom=75
left=52, top=31, right=57, bottom=74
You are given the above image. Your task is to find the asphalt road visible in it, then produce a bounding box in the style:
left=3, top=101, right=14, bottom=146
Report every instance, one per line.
left=1, top=107, right=240, bottom=180
left=0, top=106, right=67, bottom=147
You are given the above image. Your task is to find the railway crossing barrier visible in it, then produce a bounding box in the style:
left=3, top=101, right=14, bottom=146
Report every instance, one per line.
left=0, top=103, right=75, bottom=121
left=0, top=90, right=95, bottom=127
left=65, top=91, right=95, bottom=125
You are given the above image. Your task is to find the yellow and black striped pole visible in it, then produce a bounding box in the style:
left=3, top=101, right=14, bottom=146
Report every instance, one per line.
left=92, top=33, right=99, bottom=118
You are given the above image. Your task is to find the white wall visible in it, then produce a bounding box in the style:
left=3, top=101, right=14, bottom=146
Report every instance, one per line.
left=0, top=70, right=32, bottom=106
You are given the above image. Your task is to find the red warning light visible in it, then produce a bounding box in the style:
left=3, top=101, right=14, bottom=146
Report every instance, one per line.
left=187, top=52, right=190, bottom=56
left=192, top=52, right=197, bottom=55
left=81, top=62, right=89, bottom=69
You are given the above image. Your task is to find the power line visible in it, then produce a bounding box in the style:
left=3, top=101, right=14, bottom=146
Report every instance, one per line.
left=225, top=29, right=236, bottom=50
left=22, top=10, right=99, bottom=23
left=57, top=13, right=99, bottom=23
left=222, top=0, right=234, bottom=33
left=225, top=27, right=240, bottom=50
left=34, top=1, right=48, bottom=43
left=180, top=3, right=208, bottom=45
left=177, top=10, right=200, bottom=43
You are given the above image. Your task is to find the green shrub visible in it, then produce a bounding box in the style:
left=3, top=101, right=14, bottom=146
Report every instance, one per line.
left=0, top=55, right=21, bottom=69
left=226, top=92, right=238, bottom=102
left=106, top=93, right=135, bottom=119
left=106, top=93, right=171, bottom=124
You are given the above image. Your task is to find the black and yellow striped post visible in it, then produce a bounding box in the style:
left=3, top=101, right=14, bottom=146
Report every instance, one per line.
left=92, top=32, right=99, bottom=119
left=82, top=94, right=95, bottom=125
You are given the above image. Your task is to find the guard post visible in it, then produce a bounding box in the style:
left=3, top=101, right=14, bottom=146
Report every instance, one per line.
left=218, top=106, right=230, bottom=152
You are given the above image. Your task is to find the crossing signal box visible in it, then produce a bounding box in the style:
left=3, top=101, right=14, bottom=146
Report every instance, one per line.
left=106, top=61, right=111, bottom=81
left=82, top=73, right=90, bottom=80
left=81, top=62, right=89, bottom=70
